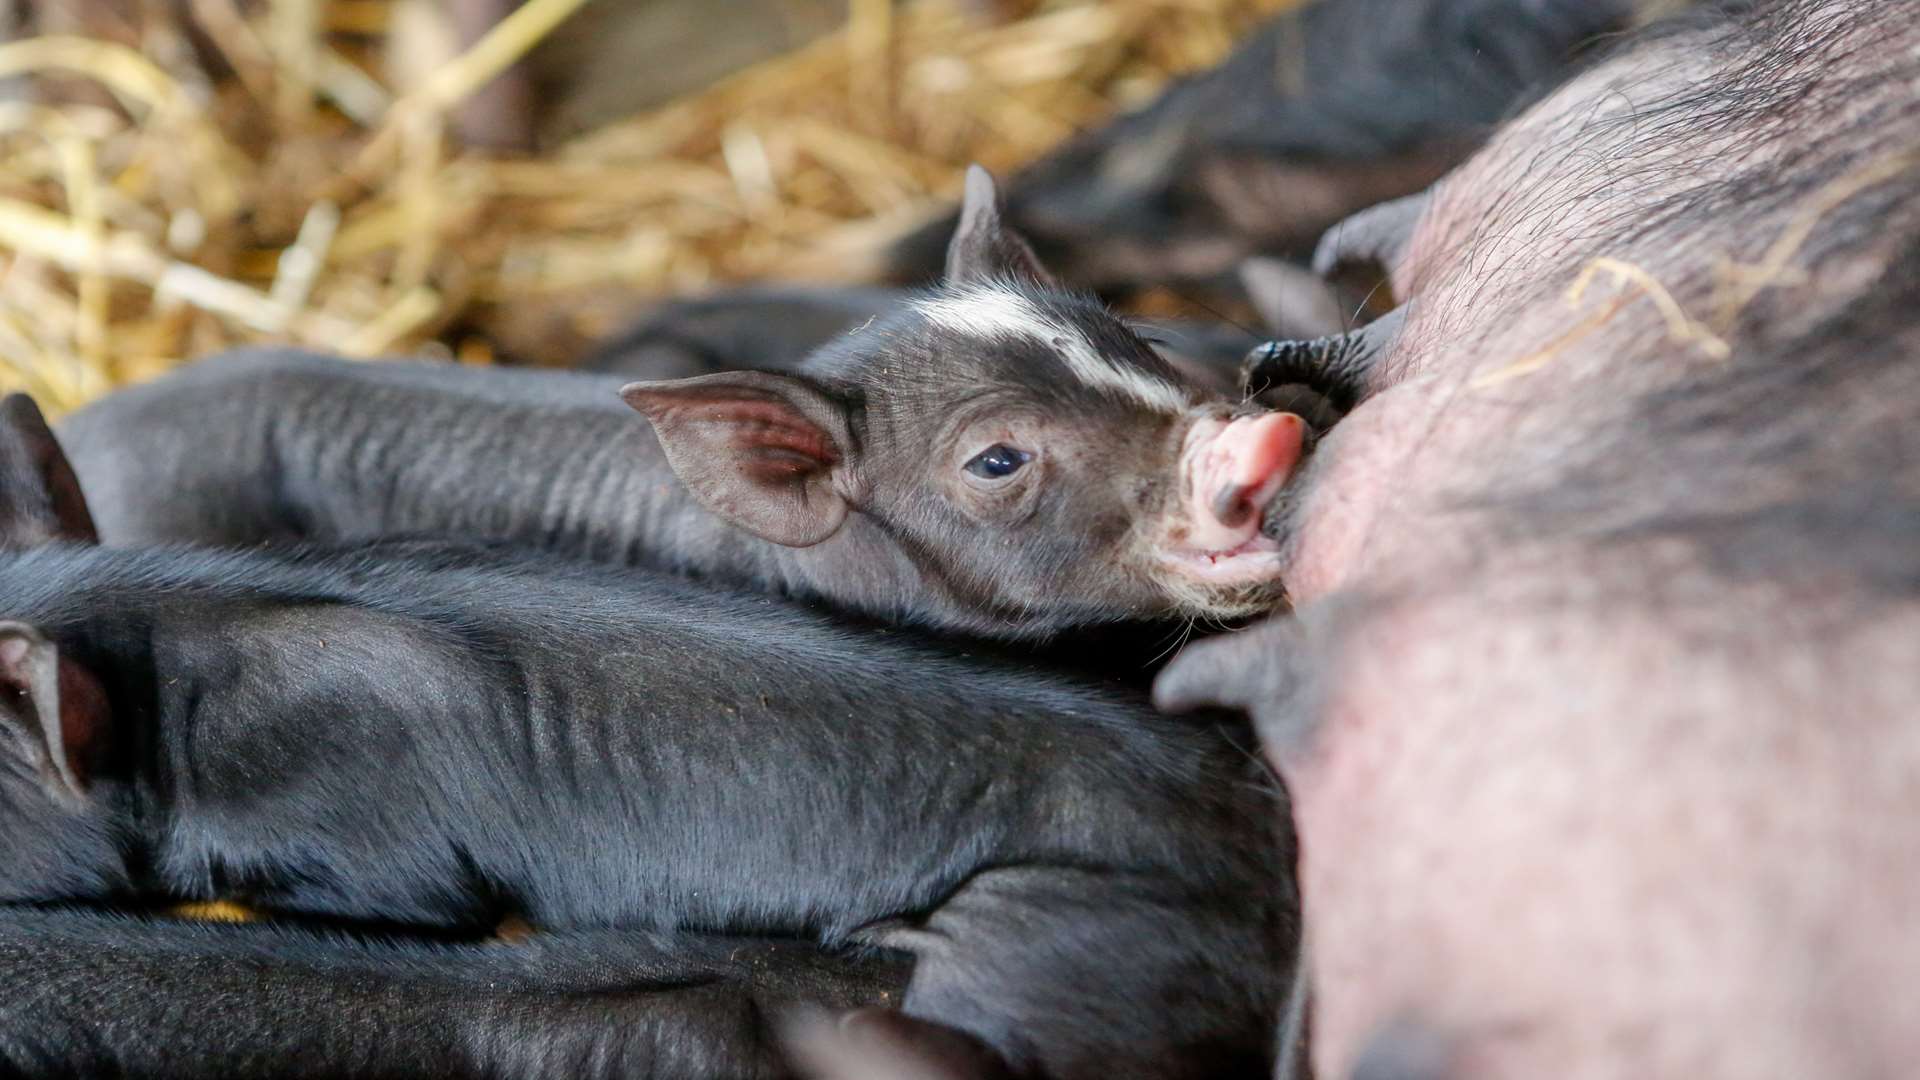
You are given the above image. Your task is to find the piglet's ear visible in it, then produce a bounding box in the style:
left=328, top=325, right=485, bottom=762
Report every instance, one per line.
left=944, top=164, right=1057, bottom=288
left=0, top=394, right=98, bottom=548
left=0, top=621, right=102, bottom=807
left=621, top=372, right=859, bottom=548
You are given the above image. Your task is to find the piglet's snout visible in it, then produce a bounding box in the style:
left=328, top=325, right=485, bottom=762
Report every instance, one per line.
left=1184, top=413, right=1306, bottom=550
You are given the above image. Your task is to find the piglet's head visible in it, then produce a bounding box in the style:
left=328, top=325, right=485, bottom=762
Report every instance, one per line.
left=624, top=167, right=1307, bottom=636
left=0, top=394, right=120, bottom=900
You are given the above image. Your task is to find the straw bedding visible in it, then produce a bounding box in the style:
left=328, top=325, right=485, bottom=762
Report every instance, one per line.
left=0, top=0, right=1294, bottom=415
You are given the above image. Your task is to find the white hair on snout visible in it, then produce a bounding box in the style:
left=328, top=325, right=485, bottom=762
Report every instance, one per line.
left=911, top=284, right=1191, bottom=414
left=1153, top=564, right=1287, bottom=623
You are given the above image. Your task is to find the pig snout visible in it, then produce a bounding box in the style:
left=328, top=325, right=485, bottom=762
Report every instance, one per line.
left=1183, top=413, right=1307, bottom=552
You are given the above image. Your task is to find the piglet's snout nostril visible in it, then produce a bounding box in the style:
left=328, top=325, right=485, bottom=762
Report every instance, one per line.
left=1180, top=412, right=1306, bottom=553
left=1203, top=413, right=1304, bottom=524
left=1211, top=483, right=1257, bottom=529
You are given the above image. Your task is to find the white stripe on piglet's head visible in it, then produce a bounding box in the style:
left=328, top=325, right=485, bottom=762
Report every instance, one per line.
left=911, top=285, right=1190, bottom=414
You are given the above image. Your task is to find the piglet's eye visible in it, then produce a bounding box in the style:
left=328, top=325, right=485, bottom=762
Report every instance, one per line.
left=964, top=444, right=1032, bottom=480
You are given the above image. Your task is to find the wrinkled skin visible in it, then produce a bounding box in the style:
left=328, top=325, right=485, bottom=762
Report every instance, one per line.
left=1159, top=1, right=1920, bottom=1077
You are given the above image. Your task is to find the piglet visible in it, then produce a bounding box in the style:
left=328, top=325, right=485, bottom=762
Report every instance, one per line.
left=60, top=168, right=1311, bottom=639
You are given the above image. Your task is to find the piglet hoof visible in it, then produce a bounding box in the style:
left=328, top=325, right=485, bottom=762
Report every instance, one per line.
left=1242, top=305, right=1406, bottom=416
left=1241, top=337, right=1357, bottom=413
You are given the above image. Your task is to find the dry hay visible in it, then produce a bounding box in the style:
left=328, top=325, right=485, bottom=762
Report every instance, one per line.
left=0, top=0, right=1294, bottom=415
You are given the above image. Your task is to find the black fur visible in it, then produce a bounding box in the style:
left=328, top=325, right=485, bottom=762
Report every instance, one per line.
left=55, top=315, right=1272, bottom=641
left=59, top=171, right=1307, bottom=642
left=0, top=540, right=1291, bottom=1077
left=0, top=905, right=903, bottom=1079
left=56, top=326, right=1225, bottom=640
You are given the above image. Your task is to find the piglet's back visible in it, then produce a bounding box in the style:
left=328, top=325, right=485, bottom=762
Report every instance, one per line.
left=57, top=349, right=663, bottom=559
left=0, top=538, right=1290, bottom=1077
left=0, top=540, right=1275, bottom=931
